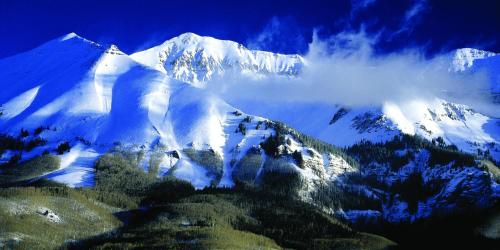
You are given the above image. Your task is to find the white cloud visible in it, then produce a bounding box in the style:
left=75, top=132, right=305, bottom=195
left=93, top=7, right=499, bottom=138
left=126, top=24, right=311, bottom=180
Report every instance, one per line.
left=246, top=16, right=306, bottom=53
left=209, top=31, right=498, bottom=116
left=246, top=17, right=281, bottom=51
left=350, top=0, right=378, bottom=15
left=392, top=0, right=428, bottom=37
left=405, top=0, right=427, bottom=21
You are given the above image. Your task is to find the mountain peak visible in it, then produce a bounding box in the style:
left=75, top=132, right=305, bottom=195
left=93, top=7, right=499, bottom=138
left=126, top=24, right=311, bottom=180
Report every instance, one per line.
left=451, top=48, right=497, bottom=71
left=131, top=33, right=304, bottom=84
left=165, top=32, right=203, bottom=45
left=169, top=32, right=228, bottom=42
left=161, top=32, right=242, bottom=52
left=58, top=32, right=98, bottom=45
left=176, top=32, right=203, bottom=40
left=60, top=32, right=81, bottom=41
left=104, top=44, right=126, bottom=55
left=55, top=32, right=102, bottom=47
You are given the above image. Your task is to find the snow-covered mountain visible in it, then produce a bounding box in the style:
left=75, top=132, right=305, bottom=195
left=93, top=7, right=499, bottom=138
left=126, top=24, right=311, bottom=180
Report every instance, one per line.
left=451, top=48, right=500, bottom=94
left=132, top=35, right=500, bottom=163
left=240, top=98, right=500, bottom=162
left=0, top=33, right=277, bottom=188
left=130, top=32, right=303, bottom=86
left=451, top=48, right=497, bottom=72
left=0, top=32, right=169, bottom=144
left=0, top=32, right=498, bottom=223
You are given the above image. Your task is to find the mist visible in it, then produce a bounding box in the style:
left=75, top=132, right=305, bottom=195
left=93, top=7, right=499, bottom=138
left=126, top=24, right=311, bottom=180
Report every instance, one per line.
left=207, top=31, right=499, bottom=117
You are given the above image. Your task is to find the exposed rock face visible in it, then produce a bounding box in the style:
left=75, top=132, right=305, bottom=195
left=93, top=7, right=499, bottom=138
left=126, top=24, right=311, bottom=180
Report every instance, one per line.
left=36, top=207, right=62, bottom=223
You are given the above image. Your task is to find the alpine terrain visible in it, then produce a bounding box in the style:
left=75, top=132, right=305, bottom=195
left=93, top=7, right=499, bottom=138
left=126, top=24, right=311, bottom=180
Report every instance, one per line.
left=0, top=32, right=499, bottom=249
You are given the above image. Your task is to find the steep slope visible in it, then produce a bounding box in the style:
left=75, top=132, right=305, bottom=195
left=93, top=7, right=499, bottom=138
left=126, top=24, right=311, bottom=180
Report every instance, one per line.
left=344, top=135, right=499, bottom=223
left=0, top=33, right=250, bottom=150
left=0, top=33, right=168, bottom=145
left=0, top=33, right=326, bottom=190
left=0, top=33, right=498, bottom=227
left=130, top=32, right=304, bottom=86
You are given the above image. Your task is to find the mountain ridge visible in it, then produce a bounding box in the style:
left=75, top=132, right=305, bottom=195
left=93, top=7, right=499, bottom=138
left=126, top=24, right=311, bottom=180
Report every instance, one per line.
left=0, top=32, right=498, bottom=226
left=130, top=32, right=304, bottom=85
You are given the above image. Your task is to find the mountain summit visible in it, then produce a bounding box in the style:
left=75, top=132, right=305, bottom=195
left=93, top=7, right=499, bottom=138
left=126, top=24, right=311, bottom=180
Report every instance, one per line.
left=130, top=32, right=304, bottom=85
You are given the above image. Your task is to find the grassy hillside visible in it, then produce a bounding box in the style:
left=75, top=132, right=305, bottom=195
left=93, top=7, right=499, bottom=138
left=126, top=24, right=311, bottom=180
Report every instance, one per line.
left=0, top=186, right=121, bottom=249
left=71, top=186, right=396, bottom=250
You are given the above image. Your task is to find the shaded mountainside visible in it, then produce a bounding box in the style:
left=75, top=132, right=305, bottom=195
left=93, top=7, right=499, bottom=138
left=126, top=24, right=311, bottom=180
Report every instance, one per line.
left=0, top=177, right=397, bottom=250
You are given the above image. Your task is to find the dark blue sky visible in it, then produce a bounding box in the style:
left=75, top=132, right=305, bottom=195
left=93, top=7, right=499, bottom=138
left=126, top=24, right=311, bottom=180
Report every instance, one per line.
left=1, top=0, right=499, bottom=58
